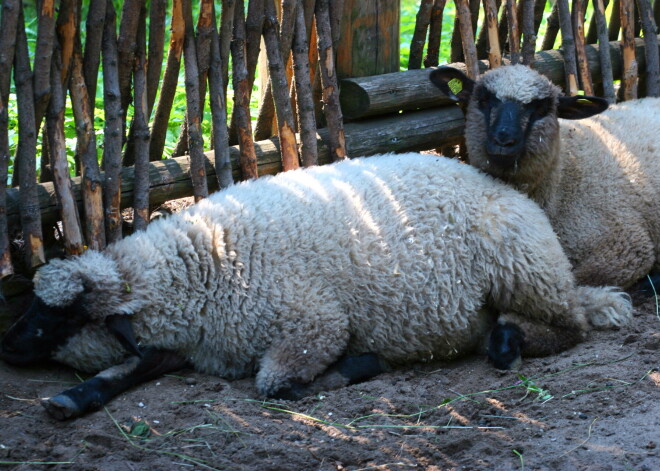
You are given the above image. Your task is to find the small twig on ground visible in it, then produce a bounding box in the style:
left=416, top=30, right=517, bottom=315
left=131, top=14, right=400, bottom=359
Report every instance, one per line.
left=556, top=417, right=597, bottom=458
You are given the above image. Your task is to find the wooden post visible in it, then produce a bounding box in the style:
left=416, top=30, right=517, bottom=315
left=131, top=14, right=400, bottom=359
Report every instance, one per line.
left=620, top=0, right=638, bottom=99
left=484, top=0, right=503, bottom=68
left=636, top=0, right=659, bottom=96
left=336, top=0, right=400, bottom=79
left=594, top=0, right=616, bottom=102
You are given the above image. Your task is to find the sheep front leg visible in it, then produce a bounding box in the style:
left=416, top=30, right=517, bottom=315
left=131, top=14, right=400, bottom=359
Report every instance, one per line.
left=41, top=348, right=188, bottom=420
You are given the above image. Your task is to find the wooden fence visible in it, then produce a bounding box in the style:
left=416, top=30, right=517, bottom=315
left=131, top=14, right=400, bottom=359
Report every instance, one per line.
left=0, top=0, right=658, bottom=281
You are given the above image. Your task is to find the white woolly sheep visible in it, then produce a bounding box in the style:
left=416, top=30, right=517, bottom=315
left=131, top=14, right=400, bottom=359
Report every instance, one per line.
left=430, top=64, right=660, bottom=289
left=0, top=152, right=631, bottom=420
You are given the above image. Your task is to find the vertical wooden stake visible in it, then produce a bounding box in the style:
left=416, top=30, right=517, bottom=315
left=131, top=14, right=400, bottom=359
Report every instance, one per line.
left=557, top=0, right=580, bottom=95
left=484, top=0, right=503, bottom=68
left=620, top=0, right=638, bottom=99
left=573, top=0, right=594, bottom=94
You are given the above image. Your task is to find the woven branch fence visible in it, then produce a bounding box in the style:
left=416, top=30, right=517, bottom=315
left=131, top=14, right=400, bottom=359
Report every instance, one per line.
left=0, top=0, right=658, bottom=282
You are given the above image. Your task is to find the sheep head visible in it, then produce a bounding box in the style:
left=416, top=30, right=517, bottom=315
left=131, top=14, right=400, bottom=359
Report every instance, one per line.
left=430, top=65, right=608, bottom=188
left=0, top=251, right=141, bottom=367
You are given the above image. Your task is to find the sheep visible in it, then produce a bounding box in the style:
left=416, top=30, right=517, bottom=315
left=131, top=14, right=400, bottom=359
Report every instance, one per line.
left=0, top=152, right=632, bottom=420
left=429, top=64, right=660, bottom=289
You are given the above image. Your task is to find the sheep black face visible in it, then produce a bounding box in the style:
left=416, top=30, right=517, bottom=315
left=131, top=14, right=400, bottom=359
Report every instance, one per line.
left=429, top=65, right=609, bottom=180
left=0, top=296, right=89, bottom=366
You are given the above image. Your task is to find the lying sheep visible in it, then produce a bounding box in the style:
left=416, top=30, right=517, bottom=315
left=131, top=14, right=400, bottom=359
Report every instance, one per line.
left=430, top=64, right=660, bottom=289
left=0, top=153, right=631, bottom=420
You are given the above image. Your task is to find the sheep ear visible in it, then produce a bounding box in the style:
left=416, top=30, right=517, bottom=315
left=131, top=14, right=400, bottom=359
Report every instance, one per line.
left=105, top=315, right=143, bottom=358
left=429, top=67, right=475, bottom=104
left=556, top=95, right=609, bottom=120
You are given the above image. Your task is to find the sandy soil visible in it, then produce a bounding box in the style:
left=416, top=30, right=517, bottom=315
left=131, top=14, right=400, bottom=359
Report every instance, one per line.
left=0, top=291, right=658, bottom=471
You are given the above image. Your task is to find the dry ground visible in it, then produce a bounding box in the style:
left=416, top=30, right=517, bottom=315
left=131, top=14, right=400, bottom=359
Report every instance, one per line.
left=0, top=291, right=658, bottom=471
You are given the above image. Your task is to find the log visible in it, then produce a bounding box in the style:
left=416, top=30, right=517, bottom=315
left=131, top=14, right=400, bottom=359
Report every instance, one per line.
left=101, top=0, right=123, bottom=243
left=5, top=106, right=465, bottom=231
left=339, top=36, right=660, bottom=119
left=14, top=6, right=46, bottom=269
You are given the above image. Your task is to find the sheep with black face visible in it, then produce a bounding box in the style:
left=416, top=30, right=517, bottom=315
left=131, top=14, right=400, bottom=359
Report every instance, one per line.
left=1, top=153, right=632, bottom=420
left=430, top=64, right=660, bottom=289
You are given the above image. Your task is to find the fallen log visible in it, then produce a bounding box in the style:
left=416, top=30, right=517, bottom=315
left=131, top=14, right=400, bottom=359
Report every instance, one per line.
left=6, top=106, right=464, bottom=231
left=339, top=36, right=659, bottom=119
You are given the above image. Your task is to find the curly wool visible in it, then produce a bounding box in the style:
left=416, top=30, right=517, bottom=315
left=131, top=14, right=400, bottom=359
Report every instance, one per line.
left=464, top=65, right=660, bottom=287
left=33, top=153, right=630, bottom=390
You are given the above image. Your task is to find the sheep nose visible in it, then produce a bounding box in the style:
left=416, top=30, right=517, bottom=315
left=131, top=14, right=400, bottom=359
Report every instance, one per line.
left=493, top=129, right=518, bottom=147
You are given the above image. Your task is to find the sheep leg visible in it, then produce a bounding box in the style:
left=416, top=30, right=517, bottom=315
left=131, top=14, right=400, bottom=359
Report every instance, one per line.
left=255, top=307, right=351, bottom=399
left=487, top=314, right=586, bottom=370
left=41, top=348, right=187, bottom=420
left=268, top=353, right=388, bottom=400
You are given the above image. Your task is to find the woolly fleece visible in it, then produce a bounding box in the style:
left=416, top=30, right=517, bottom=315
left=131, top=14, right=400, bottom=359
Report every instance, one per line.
left=463, top=65, right=660, bottom=288
left=33, top=153, right=631, bottom=396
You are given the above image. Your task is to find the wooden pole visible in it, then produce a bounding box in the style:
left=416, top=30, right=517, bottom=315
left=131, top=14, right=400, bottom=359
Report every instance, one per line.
left=315, top=0, right=346, bottom=160
left=521, top=0, right=537, bottom=66
left=573, top=0, right=595, bottom=94
left=594, top=0, right=616, bottom=102
left=208, top=1, right=234, bottom=189
left=182, top=0, right=209, bottom=201
left=131, top=5, right=152, bottom=230
left=70, top=44, right=106, bottom=250
left=0, top=0, right=21, bottom=277
left=424, top=0, right=449, bottom=68
left=292, top=0, right=319, bottom=167
left=484, top=0, right=503, bottom=68
left=541, top=1, right=560, bottom=51
left=409, top=0, right=434, bottom=69
left=231, top=0, right=259, bottom=179
left=557, top=0, right=580, bottom=95
left=149, top=0, right=185, bottom=162
left=101, top=0, right=123, bottom=243
left=32, top=0, right=57, bottom=132
left=46, top=47, right=85, bottom=256
left=14, top=6, right=46, bottom=269
left=455, top=0, right=481, bottom=78
left=505, top=0, right=521, bottom=64
left=146, top=0, right=168, bottom=115
left=620, top=0, right=639, bottom=99
left=82, top=0, right=106, bottom=111
left=636, top=0, right=660, bottom=96
left=263, top=0, right=300, bottom=171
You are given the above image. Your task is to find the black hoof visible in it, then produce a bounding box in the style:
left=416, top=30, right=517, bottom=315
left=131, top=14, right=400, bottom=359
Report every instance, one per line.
left=41, top=395, right=87, bottom=420
left=270, top=382, right=309, bottom=401
left=336, top=353, right=386, bottom=384
left=487, top=322, right=524, bottom=370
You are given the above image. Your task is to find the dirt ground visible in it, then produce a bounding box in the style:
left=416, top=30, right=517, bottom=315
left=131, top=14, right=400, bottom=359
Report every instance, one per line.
left=0, top=290, right=657, bottom=471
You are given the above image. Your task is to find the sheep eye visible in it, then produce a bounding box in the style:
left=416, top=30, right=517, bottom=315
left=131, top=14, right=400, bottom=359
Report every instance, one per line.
left=528, top=97, right=552, bottom=121
left=476, top=89, right=497, bottom=110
